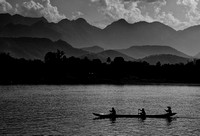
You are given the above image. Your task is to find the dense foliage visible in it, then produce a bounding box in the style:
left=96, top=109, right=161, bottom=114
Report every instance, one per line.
left=1, top=50, right=200, bottom=85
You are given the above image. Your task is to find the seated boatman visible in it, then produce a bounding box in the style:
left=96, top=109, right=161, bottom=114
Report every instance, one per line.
left=139, top=108, right=146, bottom=117
left=109, top=107, right=116, bottom=116
left=165, top=106, right=172, bottom=115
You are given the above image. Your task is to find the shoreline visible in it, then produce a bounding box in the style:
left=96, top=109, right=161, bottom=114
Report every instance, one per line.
left=1, top=82, right=200, bottom=86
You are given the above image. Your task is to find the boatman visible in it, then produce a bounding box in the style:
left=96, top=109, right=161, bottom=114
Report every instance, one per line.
left=165, top=106, right=172, bottom=115
left=109, top=107, right=116, bottom=116
left=139, top=108, right=146, bottom=117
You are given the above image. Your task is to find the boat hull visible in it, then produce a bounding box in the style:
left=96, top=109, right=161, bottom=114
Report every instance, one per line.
left=93, top=113, right=177, bottom=119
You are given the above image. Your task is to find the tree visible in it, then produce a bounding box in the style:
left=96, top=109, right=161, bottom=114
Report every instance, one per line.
left=44, top=52, right=55, bottom=64
left=56, top=49, right=65, bottom=61
left=44, top=50, right=65, bottom=64
left=113, top=57, right=125, bottom=64
left=107, top=57, right=111, bottom=64
left=156, top=61, right=161, bottom=67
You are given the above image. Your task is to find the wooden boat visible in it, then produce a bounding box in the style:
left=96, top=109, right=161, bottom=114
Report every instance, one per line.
left=93, top=113, right=177, bottom=119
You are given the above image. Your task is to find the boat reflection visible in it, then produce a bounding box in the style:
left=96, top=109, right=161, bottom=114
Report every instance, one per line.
left=166, top=117, right=177, bottom=125
left=93, top=116, right=177, bottom=125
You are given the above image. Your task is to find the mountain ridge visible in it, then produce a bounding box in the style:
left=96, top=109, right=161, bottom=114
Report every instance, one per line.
left=140, top=54, right=190, bottom=65
left=81, top=46, right=104, bottom=53
left=97, top=50, right=135, bottom=61
left=0, top=37, right=88, bottom=60
left=1, top=13, right=200, bottom=56
left=0, top=13, right=47, bottom=27
left=117, top=45, right=190, bottom=59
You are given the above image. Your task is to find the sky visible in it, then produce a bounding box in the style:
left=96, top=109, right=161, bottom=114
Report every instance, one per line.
left=1, top=0, right=200, bottom=30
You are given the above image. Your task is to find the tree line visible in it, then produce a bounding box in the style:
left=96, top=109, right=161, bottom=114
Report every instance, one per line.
left=0, top=50, right=200, bottom=85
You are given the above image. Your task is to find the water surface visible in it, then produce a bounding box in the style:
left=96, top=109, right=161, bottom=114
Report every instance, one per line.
left=1, top=85, right=200, bottom=135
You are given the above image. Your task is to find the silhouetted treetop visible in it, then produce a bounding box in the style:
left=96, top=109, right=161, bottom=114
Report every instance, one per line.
left=0, top=51, right=199, bottom=85
left=44, top=49, right=65, bottom=64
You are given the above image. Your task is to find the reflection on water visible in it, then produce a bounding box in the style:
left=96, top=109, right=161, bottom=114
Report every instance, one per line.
left=94, top=116, right=176, bottom=126
left=0, top=85, right=200, bottom=135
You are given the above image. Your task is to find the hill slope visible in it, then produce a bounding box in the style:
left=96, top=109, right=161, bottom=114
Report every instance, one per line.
left=140, top=54, right=190, bottom=65
left=117, top=45, right=190, bottom=59
left=98, top=50, right=135, bottom=61
left=0, top=37, right=87, bottom=60
left=194, top=52, right=200, bottom=59
left=1, top=14, right=200, bottom=56
left=0, top=13, right=47, bottom=27
left=81, top=46, right=104, bottom=53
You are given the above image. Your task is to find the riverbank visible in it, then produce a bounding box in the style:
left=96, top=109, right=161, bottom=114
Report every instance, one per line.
left=1, top=82, right=200, bottom=86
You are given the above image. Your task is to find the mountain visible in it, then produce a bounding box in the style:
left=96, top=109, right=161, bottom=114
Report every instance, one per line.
left=102, top=20, right=176, bottom=50
left=117, top=45, right=190, bottom=59
left=194, top=52, right=200, bottom=58
left=2, top=13, right=200, bottom=56
left=0, top=37, right=134, bottom=62
left=0, top=37, right=87, bottom=60
left=0, top=15, right=102, bottom=46
left=97, top=50, right=135, bottom=61
left=79, top=50, right=135, bottom=62
left=102, top=20, right=200, bottom=56
left=0, top=13, right=47, bottom=27
left=79, top=53, right=107, bottom=62
left=55, top=18, right=102, bottom=47
left=0, top=21, right=61, bottom=41
left=140, top=54, right=190, bottom=65
left=81, top=46, right=104, bottom=53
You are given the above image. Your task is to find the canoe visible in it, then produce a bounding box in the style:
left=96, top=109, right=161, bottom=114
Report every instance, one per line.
left=93, top=113, right=177, bottom=119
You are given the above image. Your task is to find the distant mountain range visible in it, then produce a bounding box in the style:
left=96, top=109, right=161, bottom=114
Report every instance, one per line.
left=1, top=13, right=200, bottom=56
left=98, top=50, right=135, bottom=61
left=80, top=46, right=190, bottom=64
left=140, top=54, right=190, bottom=65
left=0, top=37, right=87, bottom=60
left=194, top=52, right=200, bottom=59
left=0, top=13, right=199, bottom=64
left=0, top=14, right=47, bottom=27
left=81, top=46, right=104, bottom=53
left=0, top=37, right=190, bottom=65
left=117, top=45, right=189, bottom=59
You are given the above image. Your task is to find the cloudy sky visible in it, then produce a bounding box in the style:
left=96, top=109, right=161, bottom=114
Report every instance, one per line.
left=1, top=0, right=200, bottom=30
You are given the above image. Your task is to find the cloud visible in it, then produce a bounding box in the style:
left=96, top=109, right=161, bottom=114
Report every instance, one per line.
left=0, top=0, right=66, bottom=23
left=177, top=0, right=199, bottom=10
left=91, top=0, right=181, bottom=26
left=177, top=0, right=200, bottom=25
left=16, top=0, right=66, bottom=22
left=92, top=0, right=155, bottom=23
left=92, top=0, right=165, bottom=3
left=91, top=0, right=200, bottom=30
left=71, top=11, right=84, bottom=20
left=0, top=0, right=13, bottom=13
left=156, top=11, right=188, bottom=30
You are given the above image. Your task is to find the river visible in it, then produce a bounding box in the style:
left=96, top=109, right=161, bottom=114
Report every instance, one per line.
left=1, top=85, right=200, bottom=135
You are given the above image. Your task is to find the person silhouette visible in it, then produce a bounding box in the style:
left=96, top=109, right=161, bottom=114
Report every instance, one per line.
left=139, top=108, right=146, bottom=117
left=165, top=106, right=172, bottom=114
left=109, top=107, right=116, bottom=116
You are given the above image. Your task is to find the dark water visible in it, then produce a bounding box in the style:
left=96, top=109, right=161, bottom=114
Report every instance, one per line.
left=1, top=85, right=200, bottom=135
